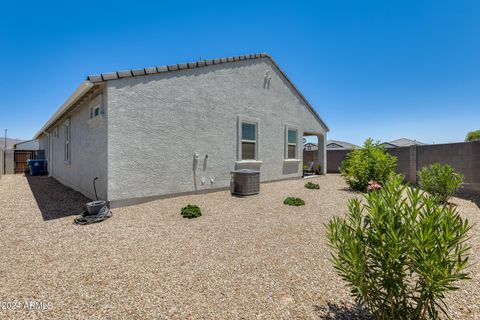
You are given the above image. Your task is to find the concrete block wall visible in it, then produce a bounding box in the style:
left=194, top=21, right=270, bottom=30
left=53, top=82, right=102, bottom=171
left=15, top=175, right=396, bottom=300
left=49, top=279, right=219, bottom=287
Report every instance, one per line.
left=416, top=141, right=480, bottom=193
left=4, top=150, right=14, bottom=174
left=325, top=149, right=351, bottom=173
left=325, top=141, right=480, bottom=194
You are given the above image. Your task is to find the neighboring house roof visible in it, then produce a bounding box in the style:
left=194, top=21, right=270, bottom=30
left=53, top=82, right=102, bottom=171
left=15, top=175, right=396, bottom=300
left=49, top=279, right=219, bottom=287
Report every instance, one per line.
left=34, top=53, right=329, bottom=139
left=303, top=142, right=318, bottom=151
left=326, top=140, right=359, bottom=150
left=382, top=138, right=426, bottom=148
left=13, top=139, right=39, bottom=150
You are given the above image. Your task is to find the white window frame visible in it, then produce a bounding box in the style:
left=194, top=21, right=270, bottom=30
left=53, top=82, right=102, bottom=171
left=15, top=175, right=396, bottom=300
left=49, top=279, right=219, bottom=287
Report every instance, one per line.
left=240, top=121, right=257, bottom=160
left=237, top=117, right=259, bottom=161
left=64, top=118, right=71, bottom=163
left=285, top=126, right=298, bottom=160
left=90, top=104, right=101, bottom=118
left=89, top=94, right=103, bottom=119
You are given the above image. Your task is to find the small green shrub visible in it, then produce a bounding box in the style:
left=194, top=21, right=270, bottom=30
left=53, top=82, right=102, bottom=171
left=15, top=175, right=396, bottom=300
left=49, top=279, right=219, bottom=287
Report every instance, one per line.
left=304, top=182, right=320, bottom=189
left=181, top=204, right=202, bottom=219
left=340, top=138, right=397, bottom=192
left=327, top=175, right=471, bottom=320
left=465, top=129, right=480, bottom=142
left=418, top=163, right=464, bottom=204
left=283, top=197, right=305, bottom=206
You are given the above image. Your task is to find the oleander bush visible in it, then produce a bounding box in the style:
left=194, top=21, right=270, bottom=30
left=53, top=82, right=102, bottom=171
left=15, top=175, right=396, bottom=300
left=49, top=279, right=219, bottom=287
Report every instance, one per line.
left=340, top=138, right=397, bottom=192
left=418, top=163, right=464, bottom=204
left=304, top=182, right=320, bottom=190
left=283, top=197, right=305, bottom=206
left=181, top=204, right=202, bottom=219
left=327, top=175, right=471, bottom=320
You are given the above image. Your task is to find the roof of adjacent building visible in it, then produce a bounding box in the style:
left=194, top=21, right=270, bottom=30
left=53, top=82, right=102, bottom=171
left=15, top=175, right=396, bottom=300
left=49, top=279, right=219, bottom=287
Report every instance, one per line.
left=326, top=140, right=360, bottom=150
left=34, top=52, right=329, bottom=139
left=303, top=142, right=318, bottom=150
left=382, top=138, right=426, bottom=148
left=13, top=139, right=39, bottom=150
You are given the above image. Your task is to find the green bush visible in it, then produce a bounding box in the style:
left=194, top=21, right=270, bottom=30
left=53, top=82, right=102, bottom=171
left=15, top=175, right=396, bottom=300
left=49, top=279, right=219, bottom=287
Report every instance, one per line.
left=340, top=138, right=397, bottom=192
left=180, top=204, right=202, bottom=219
left=304, top=182, right=320, bottom=189
left=327, top=175, right=471, bottom=320
left=465, top=129, right=480, bottom=142
left=418, top=163, right=464, bottom=204
left=283, top=197, right=305, bottom=206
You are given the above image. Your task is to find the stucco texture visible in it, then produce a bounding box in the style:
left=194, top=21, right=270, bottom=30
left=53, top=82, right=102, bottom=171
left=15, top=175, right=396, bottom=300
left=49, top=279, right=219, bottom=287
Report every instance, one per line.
left=107, top=58, right=327, bottom=202
left=41, top=91, right=108, bottom=200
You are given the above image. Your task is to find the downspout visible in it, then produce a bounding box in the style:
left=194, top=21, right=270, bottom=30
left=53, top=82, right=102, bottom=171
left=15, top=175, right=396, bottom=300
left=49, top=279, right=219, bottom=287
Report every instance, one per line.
left=42, top=131, right=53, bottom=177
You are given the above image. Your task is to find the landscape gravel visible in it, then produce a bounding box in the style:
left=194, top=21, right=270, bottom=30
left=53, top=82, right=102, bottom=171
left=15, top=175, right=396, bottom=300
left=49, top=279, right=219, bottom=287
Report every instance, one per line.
left=0, top=174, right=478, bottom=319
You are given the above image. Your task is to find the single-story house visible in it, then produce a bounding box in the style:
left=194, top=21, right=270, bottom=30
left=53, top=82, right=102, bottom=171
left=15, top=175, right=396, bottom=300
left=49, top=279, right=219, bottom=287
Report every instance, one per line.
left=35, top=53, right=329, bottom=207
left=326, top=140, right=359, bottom=150
left=303, top=142, right=318, bottom=151
left=381, top=138, right=426, bottom=148
left=13, top=139, right=39, bottom=151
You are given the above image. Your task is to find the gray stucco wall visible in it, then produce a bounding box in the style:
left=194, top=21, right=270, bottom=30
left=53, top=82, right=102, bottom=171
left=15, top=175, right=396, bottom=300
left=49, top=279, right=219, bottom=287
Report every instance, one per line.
left=39, top=90, right=108, bottom=200
left=107, top=58, right=327, bottom=203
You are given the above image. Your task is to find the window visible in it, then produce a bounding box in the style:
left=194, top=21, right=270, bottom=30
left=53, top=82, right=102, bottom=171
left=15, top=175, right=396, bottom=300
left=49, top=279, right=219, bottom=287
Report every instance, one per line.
left=64, top=119, right=70, bottom=162
left=287, top=128, right=297, bottom=159
left=241, top=122, right=257, bottom=160
left=90, top=103, right=101, bottom=118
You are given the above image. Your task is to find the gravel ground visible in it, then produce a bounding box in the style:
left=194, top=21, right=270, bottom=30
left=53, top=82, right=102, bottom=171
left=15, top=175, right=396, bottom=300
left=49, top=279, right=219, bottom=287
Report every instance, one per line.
left=0, top=174, right=478, bottom=319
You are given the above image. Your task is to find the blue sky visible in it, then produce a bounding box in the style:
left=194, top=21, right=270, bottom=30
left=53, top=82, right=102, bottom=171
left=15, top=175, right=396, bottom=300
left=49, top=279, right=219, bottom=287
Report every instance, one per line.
left=1, top=0, right=479, bottom=145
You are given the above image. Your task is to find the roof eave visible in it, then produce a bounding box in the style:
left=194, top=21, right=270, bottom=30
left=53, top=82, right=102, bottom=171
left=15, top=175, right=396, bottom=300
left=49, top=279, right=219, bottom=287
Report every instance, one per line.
left=265, top=57, right=329, bottom=132
left=86, top=52, right=329, bottom=132
left=33, top=81, right=94, bottom=139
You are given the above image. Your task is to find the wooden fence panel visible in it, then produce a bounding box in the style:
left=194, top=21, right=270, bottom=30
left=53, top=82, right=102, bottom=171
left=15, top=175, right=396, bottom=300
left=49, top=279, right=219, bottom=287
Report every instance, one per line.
left=14, top=150, right=36, bottom=173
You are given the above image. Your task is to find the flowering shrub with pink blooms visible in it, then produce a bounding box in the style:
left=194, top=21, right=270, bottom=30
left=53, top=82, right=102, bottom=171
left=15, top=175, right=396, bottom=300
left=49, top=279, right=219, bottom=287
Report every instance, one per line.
left=368, top=180, right=381, bottom=191
left=340, top=138, right=397, bottom=192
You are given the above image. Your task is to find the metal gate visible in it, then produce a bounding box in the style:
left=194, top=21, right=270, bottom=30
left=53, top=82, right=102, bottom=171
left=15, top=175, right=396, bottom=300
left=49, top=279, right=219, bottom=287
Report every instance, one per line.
left=14, top=150, right=36, bottom=173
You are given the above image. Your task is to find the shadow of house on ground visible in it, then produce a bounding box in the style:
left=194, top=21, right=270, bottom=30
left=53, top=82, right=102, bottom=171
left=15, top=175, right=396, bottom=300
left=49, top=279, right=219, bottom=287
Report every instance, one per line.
left=26, top=175, right=91, bottom=220
left=314, top=302, right=373, bottom=320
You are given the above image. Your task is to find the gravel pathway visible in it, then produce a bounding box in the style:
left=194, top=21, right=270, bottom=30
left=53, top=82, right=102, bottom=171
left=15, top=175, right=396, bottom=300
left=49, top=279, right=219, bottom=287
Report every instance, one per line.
left=0, top=174, right=478, bottom=319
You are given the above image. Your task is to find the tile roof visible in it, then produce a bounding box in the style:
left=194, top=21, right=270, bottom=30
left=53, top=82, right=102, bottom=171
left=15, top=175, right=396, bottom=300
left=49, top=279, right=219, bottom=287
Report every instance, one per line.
left=326, top=140, right=360, bottom=150
left=87, top=53, right=270, bottom=83
left=35, top=53, right=329, bottom=139
left=384, top=138, right=426, bottom=147
left=85, top=52, right=329, bottom=131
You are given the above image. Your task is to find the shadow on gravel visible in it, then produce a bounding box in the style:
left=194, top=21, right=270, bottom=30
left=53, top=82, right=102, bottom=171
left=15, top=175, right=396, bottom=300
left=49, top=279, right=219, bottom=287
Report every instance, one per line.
left=337, top=187, right=362, bottom=195
left=26, top=175, right=91, bottom=220
left=456, top=192, right=480, bottom=210
left=314, top=302, right=373, bottom=320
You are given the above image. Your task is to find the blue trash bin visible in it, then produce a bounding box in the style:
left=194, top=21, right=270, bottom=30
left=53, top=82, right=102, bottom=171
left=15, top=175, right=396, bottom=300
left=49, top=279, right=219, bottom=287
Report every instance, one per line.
left=27, top=159, right=45, bottom=176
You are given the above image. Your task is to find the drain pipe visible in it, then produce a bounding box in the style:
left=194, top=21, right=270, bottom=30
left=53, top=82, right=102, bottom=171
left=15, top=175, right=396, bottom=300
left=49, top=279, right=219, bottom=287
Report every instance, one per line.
left=42, top=131, right=52, bottom=177
left=93, top=177, right=99, bottom=201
